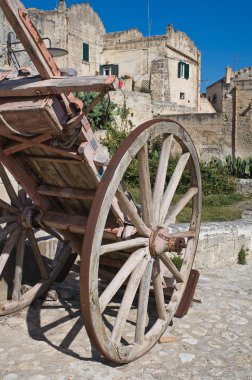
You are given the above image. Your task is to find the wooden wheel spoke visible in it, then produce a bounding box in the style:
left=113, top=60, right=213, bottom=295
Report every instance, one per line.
left=50, top=243, right=72, bottom=277
left=12, top=231, right=26, bottom=301
left=111, top=256, right=149, bottom=345
left=0, top=215, right=17, bottom=224
left=18, top=188, right=28, bottom=205
left=116, top=188, right=151, bottom=237
left=165, top=187, right=198, bottom=225
left=137, top=144, right=153, bottom=226
left=26, top=229, right=49, bottom=280
left=152, top=259, right=166, bottom=320
left=99, top=247, right=148, bottom=313
left=40, top=226, right=64, bottom=242
left=0, top=199, right=18, bottom=215
left=135, top=258, right=153, bottom=344
left=0, top=226, right=21, bottom=277
left=159, top=152, right=190, bottom=224
left=0, top=222, right=18, bottom=243
left=168, top=230, right=196, bottom=239
left=152, top=134, right=173, bottom=226
left=159, top=252, right=184, bottom=283
left=0, top=164, right=20, bottom=207
left=100, top=237, right=149, bottom=255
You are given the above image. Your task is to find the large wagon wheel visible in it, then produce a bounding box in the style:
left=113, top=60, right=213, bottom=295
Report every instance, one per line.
left=81, top=119, right=202, bottom=363
left=0, top=163, right=73, bottom=316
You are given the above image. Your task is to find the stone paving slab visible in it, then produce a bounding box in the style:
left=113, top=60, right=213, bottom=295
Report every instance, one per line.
left=0, top=260, right=251, bottom=380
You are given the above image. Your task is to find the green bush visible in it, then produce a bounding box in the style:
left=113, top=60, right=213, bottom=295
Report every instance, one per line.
left=201, top=158, right=236, bottom=195
left=102, top=126, right=236, bottom=196
left=237, top=245, right=249, bottom=265
left=225, top=155, right=252, bottom=179
left=76, top=92, right=117, bottom=131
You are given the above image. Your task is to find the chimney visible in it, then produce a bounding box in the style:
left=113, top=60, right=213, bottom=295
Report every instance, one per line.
left=225, top=65, right=232, bottom=84
left=166, top=24, right=174, bottom=35
left=58, top=0, right=66, bottom=12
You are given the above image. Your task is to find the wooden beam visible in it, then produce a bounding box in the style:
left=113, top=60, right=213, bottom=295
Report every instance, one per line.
left=37, top=185, right=96, bottom=200
left=0, top=75, right=119, bottom=98
left=0, top=0, right=55, bottom=79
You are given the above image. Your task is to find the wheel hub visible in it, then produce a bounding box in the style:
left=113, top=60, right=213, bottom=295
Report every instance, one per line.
left=18, top=206, right=38, bottom=229
left=149, top=227, right=186, bottom=257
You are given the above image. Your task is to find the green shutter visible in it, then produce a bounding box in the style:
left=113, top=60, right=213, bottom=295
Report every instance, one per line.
left=83, top=43, right=89, bottom=62
left=112, top=64, right=119, bottom=76
left=99, top=65, right=103, bottom=75
left=185, top=63, right=189, bottom=79
left=178, top=61, right=182, bottom=78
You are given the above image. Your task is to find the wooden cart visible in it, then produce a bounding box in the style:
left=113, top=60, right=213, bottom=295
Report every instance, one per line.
left=0, top=0, right=202, bottom=363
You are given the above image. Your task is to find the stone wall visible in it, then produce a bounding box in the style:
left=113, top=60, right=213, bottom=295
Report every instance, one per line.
left=170, top=220, right=252, bottom=270
left=110, top=90, right=152, bottom=129
left=160, top=113, right=230, bottom=161
left=0, top=2, right=105, bottom=76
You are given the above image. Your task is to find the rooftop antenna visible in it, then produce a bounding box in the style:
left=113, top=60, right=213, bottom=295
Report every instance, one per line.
left=233, top=54, right=237, bottom=74
left=147, top=0, right=151, bottom=36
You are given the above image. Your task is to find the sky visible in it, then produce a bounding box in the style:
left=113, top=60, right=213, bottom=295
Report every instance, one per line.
left=22, top=0, right=252, bottom=93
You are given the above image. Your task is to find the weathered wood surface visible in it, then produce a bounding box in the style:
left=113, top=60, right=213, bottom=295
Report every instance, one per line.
left=0, top=96, right=67, bottom=135
left=0, top=75, right=119, bottom=97
left=80, top=119, right=202, bottom=363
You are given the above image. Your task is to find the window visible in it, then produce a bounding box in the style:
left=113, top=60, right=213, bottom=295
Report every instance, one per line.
left=178, top=61, right=189, bottom=79
left=83, top=43, right=89, bottom=62
left=180, top=92, right=185, bottom=99
left=212, top=93, right=217, bottom=104
left=99, top=64, right=119, bottom=76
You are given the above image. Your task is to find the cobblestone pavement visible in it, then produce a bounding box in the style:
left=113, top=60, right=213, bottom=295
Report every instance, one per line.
left=0, top=260, right=251, bottom=380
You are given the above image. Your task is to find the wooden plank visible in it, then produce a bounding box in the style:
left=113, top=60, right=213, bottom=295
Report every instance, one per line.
left=0, top=76, right=119, bottom=98
left=0, top=199, right=18, bottom=215
left=160, top=252, right=184, bottom=283
left=100, top=238, right=149, bottom=255
left=12, top=231, right=26, bottom=301
left=3, top=136, right=82, bottom=160
left=0, top=163, right=20, bottom=207
left=26, top=229, right=49, bottom=280
left=111, top=256, right=149, bottom=345
left=164, top=187, right=198, bottom=225
left=3, top=133, right=53, bottom=156
left=40, top=211, right=88, bottom=232
left=116, top=187, right=151, bottom=237
left=159, top=152, right=190, bottom=224
left=137, top=144, right=153, bottom=227
left=152, top=259, right=166, bottom=320
left=0, top=96, right=66, bottom=136
left=99, top=248, right=147, bottom=313
left=152, top=134, right=173, bottom=226
left=37, top=185, right=96, bottom=200
left=135, top=258, right=153, bottom=344
left=0, top=227, right=20, bottom=277
left=0, top=147, right=51, bottom=211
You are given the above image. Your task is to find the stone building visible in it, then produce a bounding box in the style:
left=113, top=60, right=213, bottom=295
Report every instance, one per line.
left=102, top=24, right=201, bottom=110
left=160, top=66, right=252, bottom=161
left=2, top=1, right=251, bottom=161
left=0, top=0, right=208, bottom=114
left=0, top=0, right=105, bottom=76
left=205, top=66, right=252, bottom=158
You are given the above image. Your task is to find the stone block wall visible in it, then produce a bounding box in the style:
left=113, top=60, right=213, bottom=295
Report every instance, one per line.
left=170, top=220, right=252, bottom=270
left=161, top=113, right=230, bottom=161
